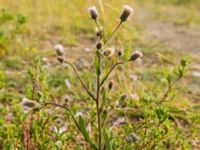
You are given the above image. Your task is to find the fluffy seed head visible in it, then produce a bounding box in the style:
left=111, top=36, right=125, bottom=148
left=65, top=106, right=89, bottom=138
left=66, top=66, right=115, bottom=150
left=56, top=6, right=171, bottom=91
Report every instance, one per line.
left=103, top=48, right=115, bottom=57
left=120, top=5, right=134, bottom=22
left=54, top=44, right=64, bottom=56
left=57, top=56, right=64, bottom=63
left=21, top=98, right=39, bottom=108
left=130, top=51, right=143, bottom=61
left=88, top=6, right=98, bottom=20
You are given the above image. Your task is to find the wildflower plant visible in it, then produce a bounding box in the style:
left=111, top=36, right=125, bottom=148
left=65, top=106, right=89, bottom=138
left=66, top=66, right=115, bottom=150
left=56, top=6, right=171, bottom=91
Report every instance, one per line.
left=33, top=5, right=139, bottom=150
left=20, top=4, right=199, bottom=150
left=47, top=5, right=139, bottom=150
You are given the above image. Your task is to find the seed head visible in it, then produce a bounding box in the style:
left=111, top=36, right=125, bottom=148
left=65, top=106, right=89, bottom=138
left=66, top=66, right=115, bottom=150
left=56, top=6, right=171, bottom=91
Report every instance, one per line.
left=103, top=48, right=115, bottom=57
left=96, top=42, right=102, bottom=49
left=120, top=5, right=134, bottom=22
left=130, top=51, right=143, bottom=61
left=57, top=56, right=64, bottom=63
left=54, top=44, right=64, bottom=56
left=88, top=6, right=98, bottom=20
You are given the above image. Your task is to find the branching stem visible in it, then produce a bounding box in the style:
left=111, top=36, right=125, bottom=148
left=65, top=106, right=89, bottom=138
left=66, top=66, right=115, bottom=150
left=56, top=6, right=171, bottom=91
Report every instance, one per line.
left=105, top=21, right=123, bottom=43
left=64, top=60, right=96, bottom=101
left=43, top=103, right=81, bottom=131
left=100, top=61, right=127, bottom=87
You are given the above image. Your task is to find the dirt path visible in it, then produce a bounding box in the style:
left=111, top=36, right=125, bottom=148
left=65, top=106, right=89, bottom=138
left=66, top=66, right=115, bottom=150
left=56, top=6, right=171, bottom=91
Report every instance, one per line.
left=135, top=7, right=200, bottom=55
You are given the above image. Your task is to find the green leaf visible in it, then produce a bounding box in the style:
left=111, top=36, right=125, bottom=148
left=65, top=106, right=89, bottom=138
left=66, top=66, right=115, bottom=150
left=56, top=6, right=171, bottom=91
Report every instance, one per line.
left=78, top=116, right=98, bottom=150
left=78, top=116, right=89, bottom=141
left=94, top=54, right=100, bottom=75
left=103, top=129, right=113, bottom=150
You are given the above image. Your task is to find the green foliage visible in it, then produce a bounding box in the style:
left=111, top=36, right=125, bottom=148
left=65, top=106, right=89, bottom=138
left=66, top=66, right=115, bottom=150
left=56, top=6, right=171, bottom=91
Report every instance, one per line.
left=0, top=1, right=199, bottom=150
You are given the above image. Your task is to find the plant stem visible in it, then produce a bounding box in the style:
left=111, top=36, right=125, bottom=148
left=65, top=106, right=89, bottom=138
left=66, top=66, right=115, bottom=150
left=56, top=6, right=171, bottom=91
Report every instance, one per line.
left=100, top=61, right=126, bottom=86
left=64, top=60, right=96, bottom=101
left=95, top=19, right=100, bottom=31
left=105, top=21, right=123, bottom=44
left=160, top=77, right=180, bottom=102
left=43, top=103, right=81, bottom=132
left=96, top=54, right=102, bottom=150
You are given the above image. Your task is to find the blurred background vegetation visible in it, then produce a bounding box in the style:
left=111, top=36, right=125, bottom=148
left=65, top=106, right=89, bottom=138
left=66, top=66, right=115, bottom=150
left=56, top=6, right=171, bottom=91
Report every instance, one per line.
left=0, top=0, right=200, bottom=149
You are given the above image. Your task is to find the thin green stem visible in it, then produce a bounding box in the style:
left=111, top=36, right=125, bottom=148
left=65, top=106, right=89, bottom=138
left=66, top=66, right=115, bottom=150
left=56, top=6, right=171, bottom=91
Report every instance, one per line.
left=160, top=77, right=180, bottom=102
left=105, top=21, right=123, bottom=44
left=64, top=60, right=96, bottom=101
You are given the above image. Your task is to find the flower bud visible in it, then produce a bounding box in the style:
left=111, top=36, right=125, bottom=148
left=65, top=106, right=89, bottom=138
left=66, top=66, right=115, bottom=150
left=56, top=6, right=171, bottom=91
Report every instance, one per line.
left=120, top=93, right=127, bottom=101
left=57, top=56, right=64, bottom=63
left=21, top=98, right=39, bottom=108
left=96, top=42, right=102, bottom=49
left=96, top=27, right=103, bottom=37
left=54, top=44, right=64, bottom=56
left=103, top=48, right=115, bottom=57
left=63, top=95, right=72, bottom=104
left=88, top=6, right=98, bottom=20
left=117, top=49, right=124, bottom=57
left=120, top=5, right=134, bottom=22
left=108, top=80, right=113, bottom=90
left=129, top=51, right=143, bottom=61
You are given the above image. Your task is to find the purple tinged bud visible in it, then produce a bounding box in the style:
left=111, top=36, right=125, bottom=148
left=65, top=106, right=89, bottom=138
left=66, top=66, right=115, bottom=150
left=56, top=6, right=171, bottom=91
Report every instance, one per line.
left=88, top=6, right=98, bottom=20
left=120, top=5, right=134, bottom=22
left=130, top=51, right=143, bottom=61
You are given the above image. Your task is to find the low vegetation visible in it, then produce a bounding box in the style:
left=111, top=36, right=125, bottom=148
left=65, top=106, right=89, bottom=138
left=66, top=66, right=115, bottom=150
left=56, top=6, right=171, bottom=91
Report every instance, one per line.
left=0, top=0, right=200, bottom=149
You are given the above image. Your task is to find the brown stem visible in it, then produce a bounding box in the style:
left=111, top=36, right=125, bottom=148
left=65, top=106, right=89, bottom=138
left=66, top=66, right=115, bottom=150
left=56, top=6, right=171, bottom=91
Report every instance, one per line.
left=64, top=60, right=96, bottom=101
left=100, top=61, right=126, bottom=87
left=43, top=103, right=81, bottom=132
left=32, top=68, right=38, bottom=100
left=96, top=54, right=102, bottom=150
left=160, top=77, right=180, bottom=102
left=105, top=21, right=123, bottom=44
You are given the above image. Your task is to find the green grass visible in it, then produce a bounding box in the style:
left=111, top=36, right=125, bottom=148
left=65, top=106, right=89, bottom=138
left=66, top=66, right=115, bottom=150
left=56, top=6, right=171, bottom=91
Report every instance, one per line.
left=0, top=0, right=200, bottom=149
